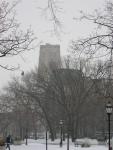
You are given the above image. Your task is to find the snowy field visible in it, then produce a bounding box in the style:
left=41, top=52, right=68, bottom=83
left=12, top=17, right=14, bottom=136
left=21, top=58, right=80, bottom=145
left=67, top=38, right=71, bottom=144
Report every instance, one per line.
left=11, top=144, right=107, bottom=150
left=10, top=139, right=108, bottom=150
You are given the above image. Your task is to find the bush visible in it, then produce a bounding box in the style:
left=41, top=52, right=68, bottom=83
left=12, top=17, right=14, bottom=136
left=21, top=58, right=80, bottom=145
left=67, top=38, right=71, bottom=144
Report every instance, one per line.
left=81, top=138, right=91, bottom=147
left=13, top=137, right=22, bottom=145
left=0, top=137, right=5, bottom=146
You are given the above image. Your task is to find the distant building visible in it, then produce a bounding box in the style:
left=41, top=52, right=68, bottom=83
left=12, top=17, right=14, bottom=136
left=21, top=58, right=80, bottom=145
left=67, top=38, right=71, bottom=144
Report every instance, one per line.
left=38, top=44, right=61, bottom=76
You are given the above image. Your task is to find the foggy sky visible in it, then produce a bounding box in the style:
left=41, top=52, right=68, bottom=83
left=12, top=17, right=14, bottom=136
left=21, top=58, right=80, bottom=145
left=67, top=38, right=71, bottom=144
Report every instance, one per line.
left=0, top=0, right=105, bottom=89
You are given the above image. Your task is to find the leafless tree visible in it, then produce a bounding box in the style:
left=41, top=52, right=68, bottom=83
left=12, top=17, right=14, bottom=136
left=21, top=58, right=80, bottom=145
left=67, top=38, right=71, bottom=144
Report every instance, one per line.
left=0, top=0, right=35, bottom=70
left=71, top=1, right=113, bottom=105
left=38, top=0, right=62, bottom=36
left=72, top=1, right=113, bottom=62
left=1, top=57, right=112, bottom=141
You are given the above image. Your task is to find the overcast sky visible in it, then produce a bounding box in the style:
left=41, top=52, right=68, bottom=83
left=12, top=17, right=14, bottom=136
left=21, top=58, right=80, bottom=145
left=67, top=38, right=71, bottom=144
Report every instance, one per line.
left=0, top=0, right=105, bottom=89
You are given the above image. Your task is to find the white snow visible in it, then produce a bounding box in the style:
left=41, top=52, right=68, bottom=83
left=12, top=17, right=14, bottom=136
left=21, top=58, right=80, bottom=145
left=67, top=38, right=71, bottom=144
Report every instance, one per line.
left=9, top=139, right=108, bottom=150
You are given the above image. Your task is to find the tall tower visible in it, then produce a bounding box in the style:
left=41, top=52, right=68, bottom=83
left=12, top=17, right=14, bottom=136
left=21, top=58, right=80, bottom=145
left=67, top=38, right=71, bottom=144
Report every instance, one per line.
left=38, top=44, right=61, bottom=76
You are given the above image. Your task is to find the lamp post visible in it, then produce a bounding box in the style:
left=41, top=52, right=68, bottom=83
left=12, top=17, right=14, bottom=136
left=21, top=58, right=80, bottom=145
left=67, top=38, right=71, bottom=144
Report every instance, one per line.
left=21, top=71, right=28, bottom=145
left=25, top=129, right=28, bottom=145
left=67, top=130, right=69, bottom=150
left=59, top=120, right=63, bottom=147
left=106, top=101, right=112, bottom=150
left=46, top=130, right=48, bottom=150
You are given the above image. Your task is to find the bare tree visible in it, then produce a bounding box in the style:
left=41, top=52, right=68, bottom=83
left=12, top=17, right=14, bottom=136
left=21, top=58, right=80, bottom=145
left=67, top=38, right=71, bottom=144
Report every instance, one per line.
left=72, top=1, right=113, bottom=62
left=0, top=0, right=35, bottom=70
left=1, top=57, right=111, bottom=141
left=71, top=1, right=113, bottom=106
left=38, top=0, right=62, bottom=36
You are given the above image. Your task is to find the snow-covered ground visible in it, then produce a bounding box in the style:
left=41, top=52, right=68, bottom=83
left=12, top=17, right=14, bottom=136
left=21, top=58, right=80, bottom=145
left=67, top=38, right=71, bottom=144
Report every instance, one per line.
left=10, top=139, right=108, bottom=150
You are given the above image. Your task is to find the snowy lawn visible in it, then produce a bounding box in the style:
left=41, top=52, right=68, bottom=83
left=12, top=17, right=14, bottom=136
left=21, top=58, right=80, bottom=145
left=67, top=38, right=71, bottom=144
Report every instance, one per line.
left=10, top=139, right=108, bottom=150
left=11, top=144, right=107, bottom=150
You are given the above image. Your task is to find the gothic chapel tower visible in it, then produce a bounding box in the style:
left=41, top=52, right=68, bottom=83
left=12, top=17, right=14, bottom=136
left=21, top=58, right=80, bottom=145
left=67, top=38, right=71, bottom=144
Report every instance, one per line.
left=38, top=44, right=61, bottom=76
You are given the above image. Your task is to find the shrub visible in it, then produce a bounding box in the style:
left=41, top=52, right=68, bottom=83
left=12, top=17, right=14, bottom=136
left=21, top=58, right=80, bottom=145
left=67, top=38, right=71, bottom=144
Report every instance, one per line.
left=0, top=137, right=5, bottom=146
left=81, top=138, right=91, bottom=147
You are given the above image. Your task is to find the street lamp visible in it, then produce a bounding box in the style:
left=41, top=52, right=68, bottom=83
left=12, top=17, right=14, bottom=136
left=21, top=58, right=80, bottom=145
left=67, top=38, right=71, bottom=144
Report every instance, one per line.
left=106, top=101, right=112, bottom=150
left=21, top=71, right=28, bottom=145
left=25, top=129, right=28, bottom=145
left=46, top=130, right=48, bottom=150
left=59, top=120, right=63, bottom=147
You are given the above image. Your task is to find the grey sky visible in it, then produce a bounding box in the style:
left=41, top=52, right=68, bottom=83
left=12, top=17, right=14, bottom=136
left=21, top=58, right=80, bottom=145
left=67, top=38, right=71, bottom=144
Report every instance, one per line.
left=0, top=0, right=105, bottom=89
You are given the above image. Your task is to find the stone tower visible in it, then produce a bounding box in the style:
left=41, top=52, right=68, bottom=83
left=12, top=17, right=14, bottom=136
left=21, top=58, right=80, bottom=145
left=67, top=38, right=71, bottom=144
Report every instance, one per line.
left=38, top=44, right=61, bottom=76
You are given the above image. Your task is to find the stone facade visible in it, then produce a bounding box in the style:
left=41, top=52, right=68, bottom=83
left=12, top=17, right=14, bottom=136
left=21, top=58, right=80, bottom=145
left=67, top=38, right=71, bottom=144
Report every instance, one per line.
left=38, top=44, right=61, bottom=76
